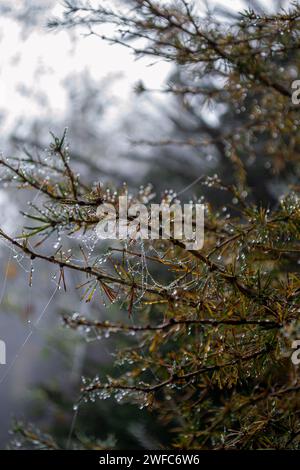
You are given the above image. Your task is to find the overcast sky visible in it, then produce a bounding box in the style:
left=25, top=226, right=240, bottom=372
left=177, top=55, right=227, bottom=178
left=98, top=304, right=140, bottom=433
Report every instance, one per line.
left=0, top=0, right=279, bottom=140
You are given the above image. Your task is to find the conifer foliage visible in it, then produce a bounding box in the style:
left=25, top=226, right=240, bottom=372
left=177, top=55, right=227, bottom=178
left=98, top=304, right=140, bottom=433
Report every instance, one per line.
left=1, top=0, right=300, bottom=449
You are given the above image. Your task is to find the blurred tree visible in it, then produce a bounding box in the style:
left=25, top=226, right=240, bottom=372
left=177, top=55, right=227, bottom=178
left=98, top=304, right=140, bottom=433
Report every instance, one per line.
left=126, top=0, right=299, bottom=206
